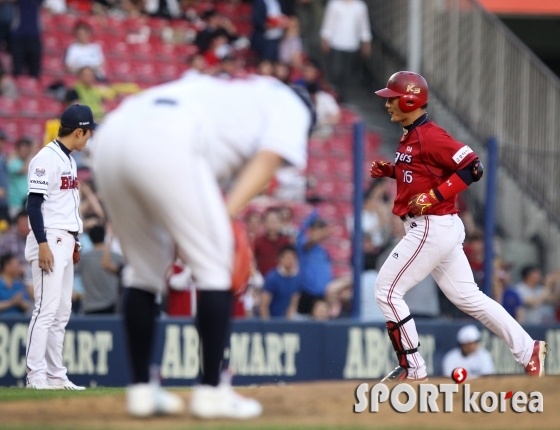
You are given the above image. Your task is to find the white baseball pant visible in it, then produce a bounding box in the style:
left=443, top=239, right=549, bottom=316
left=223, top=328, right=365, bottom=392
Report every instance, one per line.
left=25, top=230, right=75, bottom=384
left=93, top=112, right=233, bottom=294
left=375, top=214, right=535, bottom=379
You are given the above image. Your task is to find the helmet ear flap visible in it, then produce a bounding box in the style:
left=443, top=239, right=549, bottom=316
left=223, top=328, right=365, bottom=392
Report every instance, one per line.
left=398, top=95, right=421, bottom=113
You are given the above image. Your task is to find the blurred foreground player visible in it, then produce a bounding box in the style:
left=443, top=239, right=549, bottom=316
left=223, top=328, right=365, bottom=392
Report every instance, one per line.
left=371, top=71, right=547, bottom=381
left=93, top=75, right=313, bottom=418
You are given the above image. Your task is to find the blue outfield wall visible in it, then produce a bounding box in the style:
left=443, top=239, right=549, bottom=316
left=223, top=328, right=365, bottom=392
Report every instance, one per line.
left=1, top=316, right=559, bottom=387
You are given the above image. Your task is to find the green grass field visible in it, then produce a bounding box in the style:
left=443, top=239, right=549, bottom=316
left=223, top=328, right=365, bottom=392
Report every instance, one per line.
left=0, top=386, right=125, bottom=402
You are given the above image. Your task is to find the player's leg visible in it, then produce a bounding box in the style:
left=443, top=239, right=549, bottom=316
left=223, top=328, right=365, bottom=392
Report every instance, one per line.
left=25, top=258, right=66, bottom=386
left=158, top=151, right=261, bottom=419
left=375, top=217, right=437, bottom=380
left=432, top=216, right=541, bottom=373
left=45, top=236, right=83, bottom=389
left=95, top=158, right=183, bottom=416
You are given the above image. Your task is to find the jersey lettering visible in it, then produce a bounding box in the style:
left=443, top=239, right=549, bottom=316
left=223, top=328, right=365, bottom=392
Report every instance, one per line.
left=395, top=152, right=413, bottom=164
left=452, top=146, right=473, bottom=164
left=30, top=179, right=48, bottom=186
left=60, top=176, right=79, bottom=190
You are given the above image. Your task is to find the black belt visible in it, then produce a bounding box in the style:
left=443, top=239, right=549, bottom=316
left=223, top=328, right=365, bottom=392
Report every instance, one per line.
left=400, top=214, right=413, bottom=222
left=68, top=231, right=79, bottom=237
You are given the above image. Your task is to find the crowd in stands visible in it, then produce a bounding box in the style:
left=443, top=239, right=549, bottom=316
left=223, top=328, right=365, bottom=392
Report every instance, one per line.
left=0, top=0, right=559, bottom=326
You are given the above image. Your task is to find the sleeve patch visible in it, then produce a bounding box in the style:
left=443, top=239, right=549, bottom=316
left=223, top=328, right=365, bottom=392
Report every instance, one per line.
left=33, top=167, right=46, bottom=177
left=452, top=146, right=473, bottom=164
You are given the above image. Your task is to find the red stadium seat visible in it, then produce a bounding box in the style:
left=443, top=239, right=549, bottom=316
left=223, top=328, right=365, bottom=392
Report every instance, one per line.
left=18, top=118, right=44, bottom=141
left=38, top=97, right=62, bottom=117
left=1, top=120, right=19, bottom=141
left=154, top=43, right=177, bottom=63
left=134, top=62, right=158, bottom=84
left=18, top=97, right=41, bottom=117
left=156, top=63, right=181, bottom=83
left=43, top=34, right=64, bottom=56
left=0, top=98, right=17, bottom=116
left=15, top=76, right=41, bottom=97
left=42, top=56, right=65, bottom=78
left=53, top=13, right=78, bottom=32
left=105, top=59, right=134, bottom=82
left=129, top=42, right=155, bottom=61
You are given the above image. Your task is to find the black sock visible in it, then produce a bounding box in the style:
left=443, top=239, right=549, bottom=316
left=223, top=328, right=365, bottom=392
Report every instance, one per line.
left=197, top=290, right=233, bottom=386
left=123, top=287, right=157, bottom=384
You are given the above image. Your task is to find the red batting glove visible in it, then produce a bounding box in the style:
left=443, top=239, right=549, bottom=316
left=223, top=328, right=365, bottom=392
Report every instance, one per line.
left=370, top=161, right=395, bottom=178
left=407, top=190, right=440, bottom=216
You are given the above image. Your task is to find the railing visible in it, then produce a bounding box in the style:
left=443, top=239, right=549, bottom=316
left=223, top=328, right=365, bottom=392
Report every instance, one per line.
left=365, top=0, right=560, bottom=225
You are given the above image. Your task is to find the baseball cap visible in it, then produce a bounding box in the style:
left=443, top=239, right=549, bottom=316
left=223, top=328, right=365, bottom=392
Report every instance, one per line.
left=457, top=325, right=481, bottom=344
left=60, top=104, right=98, bottom=130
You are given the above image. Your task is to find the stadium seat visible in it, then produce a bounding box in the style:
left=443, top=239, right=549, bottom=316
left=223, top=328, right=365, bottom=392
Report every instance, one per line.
left=130, top=42, right=155, bottom=61
left=53, top=13, right=78, bottom=32
left=156, top=63, right=181, bottom=83
left=38, top=97, right=62, bottom=117
left=106, top=41, right=130, bottom=59
left=105, top=59, right=134, bottom=82
left=15, top=76, right=41, bottom=97
left=1, top=120, right=19, bottom=141
left=134, top=62, right=158, bottom=85
left=154, top=43, right=177, bottom=63
left=43, top=34, right=64, bottom=56
left=42, top=56, right=65, bottom=78
left=18, top=118, right=44, bottom=141
left=18, top=97, right=41, bottom=117
left=0, top=98, right=17, bottom=116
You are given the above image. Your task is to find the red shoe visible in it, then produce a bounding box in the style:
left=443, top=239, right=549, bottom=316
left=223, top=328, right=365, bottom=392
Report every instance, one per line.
left=525, top=341, right=547, bottom=377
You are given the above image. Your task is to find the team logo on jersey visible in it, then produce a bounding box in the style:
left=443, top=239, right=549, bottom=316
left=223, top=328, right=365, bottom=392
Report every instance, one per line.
left=406, top=146, right=412, bottom=153
left=395, top=152, right=413, bottom=164
left=392, top=252, right=398, bottom=259
left=56, top=237, right=62, bottom=244
left=34, top=167, right=46, bottom=177
left=60, top=176, right=79, bottom=190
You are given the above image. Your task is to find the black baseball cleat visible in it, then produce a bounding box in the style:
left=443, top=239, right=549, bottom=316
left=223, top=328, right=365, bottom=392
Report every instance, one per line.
left=381, top=366, right=408, bottom=382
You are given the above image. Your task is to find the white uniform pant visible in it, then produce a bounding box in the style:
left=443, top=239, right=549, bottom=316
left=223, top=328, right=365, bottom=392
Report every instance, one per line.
left=25, top=230, right=75, bottom=384
left=93, top=113, right=233, bottom=295
left=375, top=214, right=534, bottom=379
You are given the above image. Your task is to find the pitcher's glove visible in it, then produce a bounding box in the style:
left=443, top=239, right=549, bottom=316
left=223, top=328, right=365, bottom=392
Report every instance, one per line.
left=73, top=241, right=81, bottom=265
left=231, top=220, right=253, bottom=295
left=370, top=160, right=395, bottom=178
left=407, top=190, right=439, bottom=216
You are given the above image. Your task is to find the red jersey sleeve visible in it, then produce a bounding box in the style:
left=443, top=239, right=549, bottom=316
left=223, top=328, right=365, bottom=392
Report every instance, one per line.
left=423, top=127, right=478, bottom=171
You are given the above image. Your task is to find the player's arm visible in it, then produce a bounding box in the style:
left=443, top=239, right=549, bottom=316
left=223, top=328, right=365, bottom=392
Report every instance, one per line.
left=225, top=150, right=284, bottom=218
left=27, top=193, right=54, bottom=272
left=286, top=292, right=301, bottom=319
left=259, top=291, right=272, bottom=319
left=408, top=157, right=483, bottom=216
left=370, top=160, right=396, bottom=179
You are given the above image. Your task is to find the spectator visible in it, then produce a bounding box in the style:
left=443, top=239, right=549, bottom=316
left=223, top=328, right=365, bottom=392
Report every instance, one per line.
left=0, top=61, right=18, bottom=98
left=0, top=253, right=31, bottom=315
left=260, top=245, right=302, bottom=318
left=8, top=138, right=36, bottom=217
left=44, top=0, right=66, bottom=14
left=64, top=22, right=106, bottom=79
left=245, top=210, right=262, bottom=246
left=0, top=130, right=9, bottom=221
left=278, top=205, right=298, bottom=240
left=0, top=0, right=13, bottom=53
left=320, top=0, right=372, bottom=102
left=293, top=59, right=321, bottom=88
left=442, top=325, right=495, bottom=378
left=515, top=265, right=560, bottom=324
left=43, top=89, right=80, bottom=146
left=253, top=208, right=292, bottom=276
left=360, top=180, right=391, bottom=270
left=273, top=61, right=291, bottom=84
left=75, top=225, right=123, bottom=314
left=306, top=82, right=340, bottom=135
left=463, top=230, right=484, bottom=289
left=73, top=66, right=105, bottom=121
left=257, top=58, right=274, bottom=76
left=203, top=33, right=233, bottom=68
left=296, top=210, right=332, bottom=314
left=251, top=0, right=288, bottom=61
left=144, top=0, right=181, bottom=18
left=10, top=0, right=43, bottom=78
left=183, top=53, right=207, bottom=79
left=497, top=265, right=523, bottom=322
left=278, top=16, right=303, bottom=68
left=0, top=209, right=29, bottom=267
left=195, top=8, right=238, bottom=54
left=311, top=298, right=330, bottom=321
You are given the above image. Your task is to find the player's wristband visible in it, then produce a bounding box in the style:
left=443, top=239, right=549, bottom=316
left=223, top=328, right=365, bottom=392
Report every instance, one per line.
left=435, top=173, right=469, bottom=201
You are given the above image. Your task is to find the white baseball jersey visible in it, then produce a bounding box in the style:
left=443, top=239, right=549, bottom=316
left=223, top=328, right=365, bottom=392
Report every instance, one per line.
left=93, top=74, right=311, bottom=293
left=25, top=140, right=83, bottom=386
left=27, top=141, right=83, bottom=233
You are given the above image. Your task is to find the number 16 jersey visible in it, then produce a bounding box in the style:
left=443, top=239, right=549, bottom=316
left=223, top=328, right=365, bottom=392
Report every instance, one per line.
left=392, top=118, right=478, bottom=217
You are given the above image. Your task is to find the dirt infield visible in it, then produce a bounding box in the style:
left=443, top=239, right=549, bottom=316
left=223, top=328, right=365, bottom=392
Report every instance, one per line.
left=1, top=376, right=558, bottom=429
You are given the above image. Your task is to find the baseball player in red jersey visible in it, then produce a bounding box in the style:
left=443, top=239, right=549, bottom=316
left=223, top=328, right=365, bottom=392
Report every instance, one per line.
left=371, top=71, right=547, bottom=381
